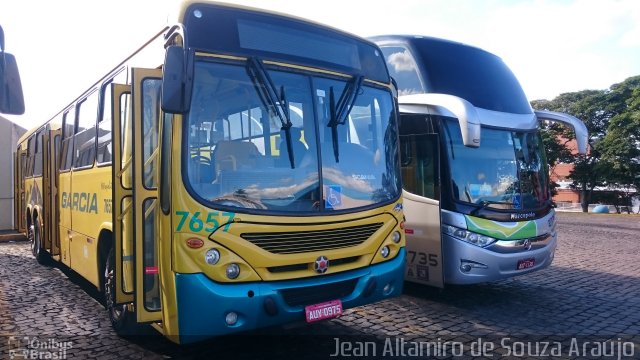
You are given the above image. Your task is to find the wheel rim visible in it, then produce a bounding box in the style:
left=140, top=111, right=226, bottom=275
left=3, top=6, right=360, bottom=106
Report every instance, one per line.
left=28, top=225, right=36, bottom=257
left=105, top=257, right=126, bottom=321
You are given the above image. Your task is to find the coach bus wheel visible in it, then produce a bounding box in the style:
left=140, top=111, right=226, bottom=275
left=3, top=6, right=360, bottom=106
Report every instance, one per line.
left=104, top=248, right=138, bottom=335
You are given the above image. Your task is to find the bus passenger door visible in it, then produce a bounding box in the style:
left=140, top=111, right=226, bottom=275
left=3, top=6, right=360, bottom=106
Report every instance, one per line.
left=43, top=128, right=61, bottom=257
left=399, top=118, right=444, bottom=288
left=131, top=68, right=163, bottom=323
left=14, top=146, right=27, bottom=233
left=112, top=83, right=134, bottom=305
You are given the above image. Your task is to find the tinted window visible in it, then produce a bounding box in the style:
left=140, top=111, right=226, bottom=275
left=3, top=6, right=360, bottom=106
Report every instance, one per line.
left=380, top=46, right=424, bottom=96
left=184, top=3, right=389, bottom=83
left=410, top=38, right=531, bottom=114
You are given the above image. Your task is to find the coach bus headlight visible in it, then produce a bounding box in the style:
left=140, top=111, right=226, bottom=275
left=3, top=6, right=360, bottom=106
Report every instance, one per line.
left=442, top=225, right=497, bottom=247
left=391, top=231, right=401, bottom=243
left=205, top=249, right=220, bottom=265
left=226, top=263, right=241, bottom=279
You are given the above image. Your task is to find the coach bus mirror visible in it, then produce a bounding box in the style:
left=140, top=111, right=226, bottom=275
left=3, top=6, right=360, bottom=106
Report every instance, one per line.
left=0, top=25, right=25, bottom=115
left=162, top=45, right=194, bottom=114
left=535, top=110, right=589, bottom=155
left=399, top=93, right=480, bottom=147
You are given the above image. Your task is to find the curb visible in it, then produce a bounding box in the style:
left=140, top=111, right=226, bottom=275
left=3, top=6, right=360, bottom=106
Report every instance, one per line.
left=0, top=232, right=27, bottom=243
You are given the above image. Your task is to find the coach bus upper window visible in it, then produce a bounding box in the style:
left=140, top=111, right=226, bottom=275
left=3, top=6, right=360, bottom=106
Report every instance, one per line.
left=74, top=90, right=99, bottom=169
left=409, top=38, right=531, bottom=114
left=380, top=46, right=424, bottom=96
left=185, top=60, right=400, bottom=214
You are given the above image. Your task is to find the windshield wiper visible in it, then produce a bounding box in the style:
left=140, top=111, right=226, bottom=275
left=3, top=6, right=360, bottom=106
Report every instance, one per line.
left=246, top=57, right=295, bottom=168
left=470, top=199, right=512, bottom=215
left=327, top=75, right=364, bottom=163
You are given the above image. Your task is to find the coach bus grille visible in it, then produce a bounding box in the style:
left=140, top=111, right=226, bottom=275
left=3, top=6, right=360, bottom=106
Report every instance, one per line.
left=240, top=223, right=383, bottom=254
left=280, top=279, right=358, bottom=307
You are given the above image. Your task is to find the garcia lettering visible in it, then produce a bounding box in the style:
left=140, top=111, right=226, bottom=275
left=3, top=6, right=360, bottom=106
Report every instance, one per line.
left=61, top=192, right=99, bottom=214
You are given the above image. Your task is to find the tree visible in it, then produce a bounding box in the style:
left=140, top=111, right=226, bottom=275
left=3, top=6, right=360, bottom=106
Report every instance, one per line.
left=598, top=77, right=640, bottom=212
left=533, top=75, right=640, bottom=212
left=533, top=90, right=612, bottom=212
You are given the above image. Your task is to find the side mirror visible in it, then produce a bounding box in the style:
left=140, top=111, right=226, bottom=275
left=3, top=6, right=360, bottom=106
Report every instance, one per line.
left=161, top=45, right=194, bottom=114
left=535, top=110, right=589, bottom=155
left=399, top=93, right=481, bottom=147
left=0, top=25, right=25, bottom=115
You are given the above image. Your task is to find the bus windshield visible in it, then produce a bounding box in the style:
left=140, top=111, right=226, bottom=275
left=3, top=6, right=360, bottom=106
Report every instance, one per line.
left=185, top=59, right=400, bottom=214
left=443, top=119, right=549, bottom=210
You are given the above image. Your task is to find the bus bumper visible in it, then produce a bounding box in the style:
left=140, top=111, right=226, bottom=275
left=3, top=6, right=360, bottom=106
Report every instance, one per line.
left=442, top=233, right=557, bottom=285
left=174, top=248, right=405, bottom=343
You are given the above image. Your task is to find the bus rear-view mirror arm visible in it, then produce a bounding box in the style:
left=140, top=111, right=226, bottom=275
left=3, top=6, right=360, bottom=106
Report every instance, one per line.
left=398, top=93, right=481, bottom=147
left=535, top=110, right=589, bottom=155
left=0, top=24, right=25, bottom=115
left=161, top=45, right=194, bottom=114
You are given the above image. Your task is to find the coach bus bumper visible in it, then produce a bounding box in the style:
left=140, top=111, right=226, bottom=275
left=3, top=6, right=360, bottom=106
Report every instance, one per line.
left=442, top=232, right=557, bottom=285
left=174, top=248, right=405, bottom=343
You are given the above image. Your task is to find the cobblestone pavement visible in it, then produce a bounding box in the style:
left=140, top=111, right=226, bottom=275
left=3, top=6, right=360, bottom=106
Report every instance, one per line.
left=1, top=212, right=639, bottom=359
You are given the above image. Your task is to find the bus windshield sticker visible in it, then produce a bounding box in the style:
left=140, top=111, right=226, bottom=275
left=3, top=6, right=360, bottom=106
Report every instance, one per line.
left=325, top=185, right=342, bottom=209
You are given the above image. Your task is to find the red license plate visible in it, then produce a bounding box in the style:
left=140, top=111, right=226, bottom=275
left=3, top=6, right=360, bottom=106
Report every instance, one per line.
left=305, top=300, right=343, bottom=323
left=517, top=258, right=535, bottom=270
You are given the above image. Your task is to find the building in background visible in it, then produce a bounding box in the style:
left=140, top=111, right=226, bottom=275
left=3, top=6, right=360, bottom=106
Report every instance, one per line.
left=0, top=116, right=26, bottom=230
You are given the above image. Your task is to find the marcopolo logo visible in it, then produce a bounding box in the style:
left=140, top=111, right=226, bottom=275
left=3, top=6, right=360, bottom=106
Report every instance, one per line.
left=510, top=212, right=535, bottom=220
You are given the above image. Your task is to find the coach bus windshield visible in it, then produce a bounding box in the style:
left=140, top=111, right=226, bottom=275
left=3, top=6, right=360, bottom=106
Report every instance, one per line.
left=184, top=59, right=401, bottom=214
left=443, top=119, right=549, bottom=210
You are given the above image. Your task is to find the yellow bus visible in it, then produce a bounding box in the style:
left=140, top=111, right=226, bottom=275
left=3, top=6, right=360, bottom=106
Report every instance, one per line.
left=15, top=1, right=405, bottom=344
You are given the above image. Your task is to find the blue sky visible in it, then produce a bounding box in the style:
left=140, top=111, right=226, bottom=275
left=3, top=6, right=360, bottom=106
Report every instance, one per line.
left=2, top=0, right=639, bottom=128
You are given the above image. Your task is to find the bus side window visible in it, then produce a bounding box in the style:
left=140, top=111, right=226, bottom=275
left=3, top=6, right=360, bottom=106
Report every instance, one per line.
left=73, top=89, right=99, bottom=169
left=25, top=135, right=34, bottom=177
left=379, top=45, right=424, bottom=96
left=60, top=109, right=75, bottom=171
left=33, top=130, right=44, bottom=176
left=97, top=68, right=126, bottom=165
left=399, top=114, right=440, bottom=201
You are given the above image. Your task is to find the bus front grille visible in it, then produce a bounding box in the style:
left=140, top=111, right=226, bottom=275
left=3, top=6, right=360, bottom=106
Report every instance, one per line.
left=240, top=223, right=383, bottom=254
left=280, top=279, right=358, bottom=307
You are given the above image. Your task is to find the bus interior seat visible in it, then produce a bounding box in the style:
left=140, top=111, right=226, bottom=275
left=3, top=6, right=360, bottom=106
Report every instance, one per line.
left=213, top=140, right=261, bottom=173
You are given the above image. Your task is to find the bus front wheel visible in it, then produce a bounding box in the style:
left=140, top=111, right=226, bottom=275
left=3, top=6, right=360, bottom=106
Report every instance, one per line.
left=104, top=247, right=138, bottom=335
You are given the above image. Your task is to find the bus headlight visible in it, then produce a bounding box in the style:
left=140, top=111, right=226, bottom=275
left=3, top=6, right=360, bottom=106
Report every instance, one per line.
left=226, top=263, right=241, bottom=279
left=442, top=225, right=497, bottom=247
left=391, top=231, right=401, bottom=243
left=380, top=246, right=390, bottom=258
left=205, top=249, right=221, bottom=265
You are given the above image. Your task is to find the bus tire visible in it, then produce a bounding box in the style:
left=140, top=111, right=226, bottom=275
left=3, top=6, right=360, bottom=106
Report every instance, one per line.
left=32, top=222, right=49, bottom=265
left=104, top=247, right=138, bottom=336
